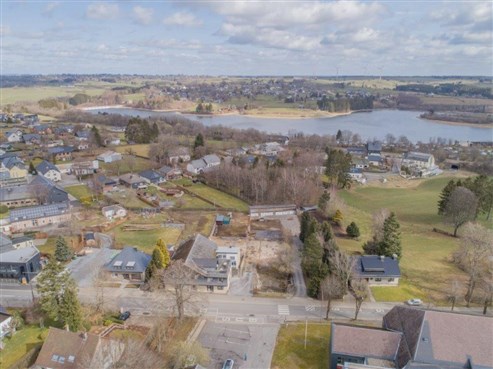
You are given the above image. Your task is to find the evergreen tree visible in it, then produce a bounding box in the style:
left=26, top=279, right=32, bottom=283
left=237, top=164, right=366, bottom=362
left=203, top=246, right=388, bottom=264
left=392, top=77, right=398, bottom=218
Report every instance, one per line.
left=438, top=180, right=457, bottom=215
left=194, top=133, right=205, bottom=149
left=333, top=209, right=343, bottom=226
left=29, top=161, right=37, bottom=175
left=145, top=262, right=156, bottom=282
left=156, top=239, right=170, bottom=268
left=152, top=122, right=159, bottom=138
left=320, top=221, right=333, bottom=242
left=54, top=236, right=72, bottom=262
left=37, top=259, right=65, bottom=320
left=318, top=192, right=331, bottom=214
left=151, top=248, right=166, bottom=269
left=299, top=212, right=311, bottom=242
left=91, top=125, right=103, bottom=147
left=336, top=130, right=342, bottom=141
left=378, top=212, right=402, bottom=259
left=302, top=234, right=324, bottom=278
left=59, top=280, right=83, bottom=331
left=346, top=222, right=360, bottom=238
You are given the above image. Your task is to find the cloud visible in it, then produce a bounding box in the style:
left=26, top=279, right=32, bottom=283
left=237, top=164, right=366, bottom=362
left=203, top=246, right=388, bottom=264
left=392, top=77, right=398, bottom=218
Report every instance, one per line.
left=0, top=25, right=11, bottom=36
left=163, top=12, right=203, bottom=27
left=86, top=2, right=119, bottom=20
left=42, top=2, right=60, bottom=17
left=133, top=6, right=153, bottom=25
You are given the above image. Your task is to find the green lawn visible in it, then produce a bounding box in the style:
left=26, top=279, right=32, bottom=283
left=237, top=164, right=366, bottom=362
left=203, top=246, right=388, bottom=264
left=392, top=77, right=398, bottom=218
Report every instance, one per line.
left=65, top=184, right=93, bottom=200
left=271, top=323, right=330, bottom=369
left=338, top=176, right=467, bottom=303
left=113, top=221, right=182, bottom=252
left=0, top=86, right=105, bottom=105
left=0, top=325, right=47, bottom=369
left=183, top=183, right=249, bottom=212
left=115, top=144, right=150, bottom=158
left=37, top=236, right=78, bottom=256
left=102, top=155, right=154, bottom=175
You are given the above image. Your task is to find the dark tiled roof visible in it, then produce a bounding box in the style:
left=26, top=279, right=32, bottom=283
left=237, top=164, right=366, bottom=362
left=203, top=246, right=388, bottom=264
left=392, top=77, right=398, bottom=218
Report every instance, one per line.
left=104, top=246, right=151, bottom=274
left=36, top=160, right=59, bottom=175
left=48, top=146, right=74, bottom=154
left=139, top=169, right=163, bottom=181
left=367, top=141, right=382, bottom=152
left=354, top=255, right=401, bottom=278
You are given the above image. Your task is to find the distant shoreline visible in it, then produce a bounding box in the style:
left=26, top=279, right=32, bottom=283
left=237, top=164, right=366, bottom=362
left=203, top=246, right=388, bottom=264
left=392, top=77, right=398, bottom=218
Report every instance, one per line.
left=419, top=116, right=493, bottom=129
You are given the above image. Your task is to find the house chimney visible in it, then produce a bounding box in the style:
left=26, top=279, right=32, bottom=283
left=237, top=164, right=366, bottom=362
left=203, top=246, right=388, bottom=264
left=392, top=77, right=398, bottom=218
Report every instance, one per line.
left=379, top=255, right=385, bottom=261
left=392, top=254, right=398, bottom=260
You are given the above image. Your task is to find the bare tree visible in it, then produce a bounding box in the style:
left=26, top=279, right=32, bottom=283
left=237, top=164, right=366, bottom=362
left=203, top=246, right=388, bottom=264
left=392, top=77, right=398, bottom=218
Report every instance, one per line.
left=330, top=250, right=355, bottom=295
left=160, top=260, right=205, bottom=320
left=444, top=187, right=478, bottom=237
left=320, top=275, right=343, bottom=320
left=29, top=183, right=50, bottom=205
left=145, top=317, right=169, bottom=354
left=124, top=153, right=136, bottom=174
left=454, top=223, right=493, bottom=306
left=479, top=269, right=493, bottom=315
left=167, top=341, right=210, bottom=369
left=448, top=279, right=462, bottom=311
left=372, top=208, right=391, bottom=242
left=350, top=278, right=369, bottom=320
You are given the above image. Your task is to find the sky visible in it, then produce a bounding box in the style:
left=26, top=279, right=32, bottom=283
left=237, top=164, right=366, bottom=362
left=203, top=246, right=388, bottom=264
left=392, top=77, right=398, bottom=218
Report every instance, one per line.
left=1, top=0, right=492, bottom=76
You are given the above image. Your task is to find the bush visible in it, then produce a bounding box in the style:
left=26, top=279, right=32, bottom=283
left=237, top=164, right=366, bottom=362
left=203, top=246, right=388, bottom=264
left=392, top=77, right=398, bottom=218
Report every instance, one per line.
left=103, top=319, right=113, bottom=326
left=346, top=222, right=360, bottom=238
left=0, top=205, right=8, bottom=214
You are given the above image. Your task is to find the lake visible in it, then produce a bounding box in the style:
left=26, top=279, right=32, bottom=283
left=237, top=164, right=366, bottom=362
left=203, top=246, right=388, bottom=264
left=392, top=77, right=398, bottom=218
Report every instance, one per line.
left=87, top=108, right=493, bottom=143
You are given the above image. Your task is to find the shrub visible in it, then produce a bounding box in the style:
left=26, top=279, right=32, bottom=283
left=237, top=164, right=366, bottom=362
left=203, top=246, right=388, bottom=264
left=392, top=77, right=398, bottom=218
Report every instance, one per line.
left=0, top=205, right=8, bottom=214
left=346, top=222, right=360, bottom=238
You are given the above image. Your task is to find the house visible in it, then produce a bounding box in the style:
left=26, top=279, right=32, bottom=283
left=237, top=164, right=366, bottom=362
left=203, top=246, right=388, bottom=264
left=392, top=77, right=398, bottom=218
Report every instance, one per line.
left=249, top=204, right=297, bottom=219
left=29, top=175, right=69, bottom=204
left=48, top=146, right=74, bottom=161
left=1, top=156, right=27, bottom=178
left=97, top=151, right=122, bottom=163
left=329, top=323, right=402, bottom=369
left=330, top=306, right=493, bottom=369
left=402, top=152, right=435, bottom=170
left=157, top=165, right=182, bottom=180
left=118, top=173, right=148, bottom=189
left=70, top=160, right=99, bottom=176
left=258, top=142, right=283, bottom=156
left=168, top=147, right=191, bottom=164
left=104, top=246, right=151, bottom=283
left=367, top=141, right=382, bottom=156
left=0, top=306, right=12, bottom=339
left=348, top=168, right=364, bottom=181
left=22, top=133, right=41, bottom=145
left=5, top=130, right=22, bottom=143
left=0, top=243, right=41, bottom=282
left=139, top=169, right=165, bottom=184
left=216, top=246, right=241, bottom=268
left=353, top=255, right=400, bottom=286
left=167, top=234, right=232, bottom=293
left=186, top=154, right=221, bottom=174
left=93, top=174, right=117, bottom=193
left=9, top=202, right=71, bottom=232
left=23, top=114, right=39, bottom=124
left=353, top=158, right=369, bottom=169
left=84, top=232, right=97, bottom=247
left=367, top=155, right=383, bottom=166
left=102, top=205, right=127, bottom=220
left=32, top=124, right=51, bottom=134
left=36, top=160, right=62, bottom=182
left=32, top=327, right=124, bottom=369
left=11, top=235, right=35, bottom=249
left=75, top=130, right=90, bottom=141
left=347, top=147, right=367, bottom=157
left=0, top=185, right=39, bottom=208
left=76, top=142, right=89, bottom=151
left=104, top=137, right=121, bottom=146
left=203, top=154, right=221, bottom=168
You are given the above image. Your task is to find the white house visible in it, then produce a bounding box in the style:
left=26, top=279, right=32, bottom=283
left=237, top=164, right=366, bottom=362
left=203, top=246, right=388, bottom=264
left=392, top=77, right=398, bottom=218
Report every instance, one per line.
left=35, top=160, right=62, bottom=182
left=216, top=246, right=241, bottom=268
left=186, top=154, right=221, bottom=174
left=102, top=204, right=127, bottom=220
left=5, top=130, right=22, bottom=143
left=402, top=152, right=435, bottom=169
left=97, top=151, right=122, bottom=163
left=0, top=307, right=12, bottom=339
left=348, top=168, right=366, bottom=183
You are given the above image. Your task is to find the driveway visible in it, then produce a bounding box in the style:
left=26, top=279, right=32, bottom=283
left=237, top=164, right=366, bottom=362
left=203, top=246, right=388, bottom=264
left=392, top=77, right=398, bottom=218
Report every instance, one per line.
left=198, top=321, right=279, bottom=369
left=66, top=233, right=117, bottom=288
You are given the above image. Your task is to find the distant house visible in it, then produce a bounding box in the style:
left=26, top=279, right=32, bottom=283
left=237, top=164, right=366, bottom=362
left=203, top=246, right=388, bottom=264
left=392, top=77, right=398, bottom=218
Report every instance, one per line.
left=0, top=306, right=12, bottom=339
left=1, top=156, right=27, bottom=179
left=36, top=160, right=62, bottom=182
left=367, top=155, right=383, bottom=166
left=93, top=174, right=117, bottom=193
left=216, top=246, right=241, bottom=269
left=402, top=152, right=435, bottom=169
left=167, top=234, right=232, bottom=293
left=32, top=124, right=50, bottom=134
left=353, top=255, right=400, bottom=286
left=32, top=327, right=124, bottom=369
left=330, top=306, right=493, bottom=369
left=118, top=173, right=147, bottom=189
left=367, top=141, right=382, bottom=156
left=104, top=246, right=151, bottom=283
left=48, top=146, right=74, bottom=161
left=5, top=130, right=22, bottom=143
left=76, top=142, right=89, bottom=151
left=70, top=160, right=99, bottom=176
left=139, top=169, right=165, bottom=184
left=0, top=232, right=41, bottom=282
left=84, top=232, right=97, bottom=247
left=75, top=130, right=90, bottom=141
left=157, top=166, right=182, bottom=180
left=346, top=146, right=367, bottom=157
left=102, top=205, right=127, bottom=220
left=9, top=202, right=71, bottom=232
left=168, top=147, right=191, bottom=164
left=348, top=168, right=364, bottom=181
left=30, top=175, right=69, bottom=204
left=186, top=154, right=221, bottom=174
left=22, top=133, right=41, bottom=145
left=104, top=137, right=121, bottom=146
left=0, top=176, right=68, bottom=208
left=97, top=151, right=122, bottom=163
left=249, top=204, right=297, bottom=219
left=258, top=142, right=283, bottom=156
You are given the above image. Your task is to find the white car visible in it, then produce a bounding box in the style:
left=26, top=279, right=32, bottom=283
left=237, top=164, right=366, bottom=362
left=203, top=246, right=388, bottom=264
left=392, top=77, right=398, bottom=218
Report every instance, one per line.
left=407, top=298, right=423, bottom=306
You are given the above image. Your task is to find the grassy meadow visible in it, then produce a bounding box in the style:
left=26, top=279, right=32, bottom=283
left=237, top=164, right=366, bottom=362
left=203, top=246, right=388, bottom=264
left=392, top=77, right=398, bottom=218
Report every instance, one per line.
left=337, top=176, right=476, bottom=303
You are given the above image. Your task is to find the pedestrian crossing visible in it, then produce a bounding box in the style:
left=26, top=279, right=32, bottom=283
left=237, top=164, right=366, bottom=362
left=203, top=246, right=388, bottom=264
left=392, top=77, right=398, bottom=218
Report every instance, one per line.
left=305, top=305, right=316, bottom=312
left=278, top=304, right=290, bottom=315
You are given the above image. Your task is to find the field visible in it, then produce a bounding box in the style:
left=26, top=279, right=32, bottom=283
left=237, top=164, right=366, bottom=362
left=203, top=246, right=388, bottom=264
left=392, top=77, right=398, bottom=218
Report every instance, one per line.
left=115, top=144, right=150, bottom=158
left=183, top=183, right=249, bottom=212
left=0, top=325, right=47, bottom=369
left=271, top=323, right=331, bottom=369
left=337, top=176, right=473, bottom=303
left=101, top=154, right=154, bottom=175
left=0, top=86, right=106, bottom=105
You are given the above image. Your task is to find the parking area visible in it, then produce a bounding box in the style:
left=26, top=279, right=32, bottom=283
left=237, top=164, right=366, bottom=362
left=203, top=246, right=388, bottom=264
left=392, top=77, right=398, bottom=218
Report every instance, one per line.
left=198, top=321, right=279, bottom=369
left=66, top=247, right=117, bottom=287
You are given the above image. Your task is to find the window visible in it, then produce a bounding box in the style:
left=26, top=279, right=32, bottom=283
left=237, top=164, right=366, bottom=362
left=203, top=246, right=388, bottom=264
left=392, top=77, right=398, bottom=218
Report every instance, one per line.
left=388, top=278, right=395, bottom=282
left=375, top=278, right=382, bottom=282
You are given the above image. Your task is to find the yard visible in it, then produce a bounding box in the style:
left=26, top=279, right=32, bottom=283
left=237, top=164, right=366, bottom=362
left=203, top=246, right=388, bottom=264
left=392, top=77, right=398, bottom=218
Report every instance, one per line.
left=65, top=184, right=93, bottom=201
left=337, top=176, right=472, bottom=303
left=181, top=182, right=249, bottom=212
left=0, top=325, right=47, bottom=369
left=105, top=188, right=151, bottom=209
left=36, top=236, right=79, bottom=256
left=115, top=144, right=150, bottom=158
left=271, top=323, right=331, bottom=369
left=101, top=154, right=154, bottom=175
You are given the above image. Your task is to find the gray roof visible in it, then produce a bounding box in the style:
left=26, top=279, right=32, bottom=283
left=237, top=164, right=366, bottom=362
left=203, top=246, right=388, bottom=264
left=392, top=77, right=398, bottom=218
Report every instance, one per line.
left=0, top=184, right=33, bottom=201
left=405, top=152, right=433, bottom=162
left=139, top=169, right=163, bottom=181
left=0, top=233, right=14, bottom=254
left=2, top=156, right=25, bottom=170
left=119, top=173, right=147, bottom=184
left=0, top=245, right=39, bottom=263
left=189, top=159, right=207, bottom=170
left=48, top=146, right=74, bottom=155
left=104, top=246, right=151, bottom=274
left=354, top=255, right=401, bottom=278
left=367, top=141, right=382, bottom=152
left=36, top=160, right=60, bottom=175
left=10, top=202, right=69, bottom=222
left=22, top=133, right=41, bottom=142
left=158, top=165, right=173, bottom=175
left=203, top=154, right=220, bottom=165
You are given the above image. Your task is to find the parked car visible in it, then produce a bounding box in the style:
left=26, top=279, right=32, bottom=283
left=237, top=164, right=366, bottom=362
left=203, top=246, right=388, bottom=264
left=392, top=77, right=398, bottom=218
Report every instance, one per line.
left=406, top=298, right=423, bottom=306
left=222, top=359, right=234, bottom=369
left=119, top=311, right=131, bottom=321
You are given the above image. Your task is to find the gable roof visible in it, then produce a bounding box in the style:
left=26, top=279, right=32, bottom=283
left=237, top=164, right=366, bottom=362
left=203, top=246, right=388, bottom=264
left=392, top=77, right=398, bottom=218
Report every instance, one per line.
left=34, top=328, right=100, bottom=369
left=10, top=202, right=69, bottom=222
left=0, top=245, right=39, bottom=263
left=189, top=159, right=207, bottom=170
left=139, top=169, right=163, bottom=181
left=104, top=246, right=151, bottom=274
left=48, top=146, right=74, bottom=155
left=367, top=141, right=382, bottom=152
left=203, top=154, right=220, bottom=165
left=354, top=255, right=401, bottom=278
left=0, top=233, right=14, bottom=253
left=2, top=156, right=25, bottom=170
left=119, top=173, right=147, bottom=184
left=36, top=160, right=60, bottom=175
left=404, top=152, right=433, bottom=162
left=331, top=323, right=402, bottom=361
left=22, top=133, right=41, bottom=141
